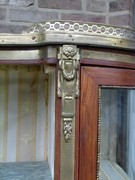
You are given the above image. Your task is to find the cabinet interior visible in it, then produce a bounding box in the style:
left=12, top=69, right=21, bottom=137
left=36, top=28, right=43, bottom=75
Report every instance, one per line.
left=0, top=65, right=55, bottom=180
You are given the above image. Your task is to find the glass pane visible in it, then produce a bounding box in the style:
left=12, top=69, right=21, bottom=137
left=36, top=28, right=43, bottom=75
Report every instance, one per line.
left=0, top=65, right=55, bottom=180
left=99, top=87, right=135, bottom=180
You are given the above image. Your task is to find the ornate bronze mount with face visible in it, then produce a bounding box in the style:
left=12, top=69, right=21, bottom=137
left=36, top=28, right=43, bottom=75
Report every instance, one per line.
left=58, top=45, right=79, bottom=142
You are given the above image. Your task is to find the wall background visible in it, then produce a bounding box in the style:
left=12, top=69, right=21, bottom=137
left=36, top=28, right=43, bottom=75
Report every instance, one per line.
left=0, top=0, right=134, bottom=34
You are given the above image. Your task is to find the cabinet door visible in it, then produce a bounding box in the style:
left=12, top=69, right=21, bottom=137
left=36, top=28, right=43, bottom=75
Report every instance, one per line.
left=79, top=66, right=135, bottom=180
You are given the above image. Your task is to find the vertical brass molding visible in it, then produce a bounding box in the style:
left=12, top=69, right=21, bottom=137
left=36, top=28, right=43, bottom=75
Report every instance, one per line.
left=97, top=86, right=101, bottom=180
left=57, top=45, right=80, bottom=180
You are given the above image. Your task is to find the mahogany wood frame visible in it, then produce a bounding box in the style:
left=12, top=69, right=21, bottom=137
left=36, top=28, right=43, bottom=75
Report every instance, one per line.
left=79, top=66, right=135, bottom=180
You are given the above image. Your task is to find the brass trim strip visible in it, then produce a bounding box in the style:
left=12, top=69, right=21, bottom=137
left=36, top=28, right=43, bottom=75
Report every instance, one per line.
left=0, top=50, right=43, bottom=60
left=101, top=86, right=135, bottom=89
left=0, top=47, right=57, bottom=61
left=97, top=86, right=101, bottom=179
left=81, top=50, right=135, bottom=64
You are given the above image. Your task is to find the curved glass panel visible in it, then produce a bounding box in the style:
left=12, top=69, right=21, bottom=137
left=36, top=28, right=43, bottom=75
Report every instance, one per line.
left=99, top=87, right=135, bottom=180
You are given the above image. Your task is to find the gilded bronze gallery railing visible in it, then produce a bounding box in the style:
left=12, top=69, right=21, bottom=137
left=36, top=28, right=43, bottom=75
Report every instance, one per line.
left=0, top=21, right=134, bottom=180
left=0, top=21, right=135, bottom=47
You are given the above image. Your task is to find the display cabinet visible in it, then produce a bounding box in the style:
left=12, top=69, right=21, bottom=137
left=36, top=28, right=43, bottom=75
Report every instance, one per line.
left=0, top=21, right=135, bottom=180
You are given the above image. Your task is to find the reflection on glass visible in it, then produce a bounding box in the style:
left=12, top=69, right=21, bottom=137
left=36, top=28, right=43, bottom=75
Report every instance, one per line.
left=99, top=87, right=135, bottom=180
